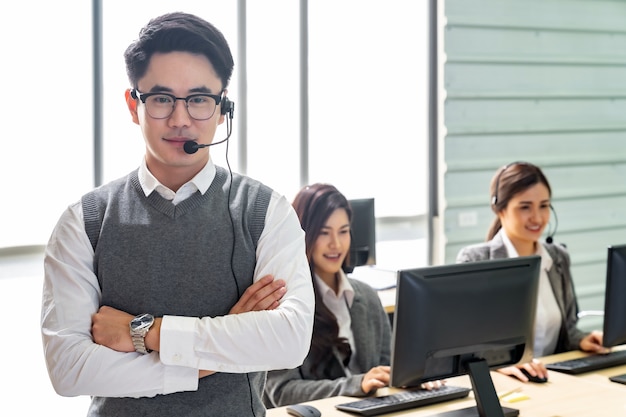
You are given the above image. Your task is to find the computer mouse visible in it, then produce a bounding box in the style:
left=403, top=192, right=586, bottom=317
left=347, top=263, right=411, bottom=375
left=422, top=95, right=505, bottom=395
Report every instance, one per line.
left=286, top=403, right=322, bottom=417
left=520, top=368, right=548, bottom=383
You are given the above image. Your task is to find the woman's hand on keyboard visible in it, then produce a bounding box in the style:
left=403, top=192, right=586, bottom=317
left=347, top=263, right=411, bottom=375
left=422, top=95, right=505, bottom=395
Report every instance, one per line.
left=580, top=330, right=608, bottom=353
left=362, top=365, right=391, bottom=394
left=420, top=380, right=447, bottom=390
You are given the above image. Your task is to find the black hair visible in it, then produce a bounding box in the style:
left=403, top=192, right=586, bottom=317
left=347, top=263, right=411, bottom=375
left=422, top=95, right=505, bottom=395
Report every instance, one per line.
left=292, top=183, right=353, bottom=377
left=124, top=12, right=234, bottom=91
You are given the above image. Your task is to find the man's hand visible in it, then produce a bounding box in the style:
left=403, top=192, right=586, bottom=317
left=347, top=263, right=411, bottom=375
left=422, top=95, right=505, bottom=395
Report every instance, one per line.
left=93, top=275, right=285, bottom=374
left=197, top=275, right=287, bottom=379
left=92, top=305, right=136, bottom=352
left=229, top=274, right=286, bottom=314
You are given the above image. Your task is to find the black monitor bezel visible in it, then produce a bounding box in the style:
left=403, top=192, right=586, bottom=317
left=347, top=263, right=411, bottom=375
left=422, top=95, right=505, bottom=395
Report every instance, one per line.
left=602, top=244, right=626, bottom=348
left=390, top=256, right=540, bottom=389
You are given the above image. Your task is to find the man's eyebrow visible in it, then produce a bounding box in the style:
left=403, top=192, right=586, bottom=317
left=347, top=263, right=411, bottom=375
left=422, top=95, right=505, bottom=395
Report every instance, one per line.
left=146, top=85, right=217, bottom=94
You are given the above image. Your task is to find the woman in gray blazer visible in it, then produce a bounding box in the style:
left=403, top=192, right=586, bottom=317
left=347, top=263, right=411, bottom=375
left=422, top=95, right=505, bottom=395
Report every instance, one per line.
left=264, top=184, right=441, bottom=408
left=457, top=162, right=605, bottom=382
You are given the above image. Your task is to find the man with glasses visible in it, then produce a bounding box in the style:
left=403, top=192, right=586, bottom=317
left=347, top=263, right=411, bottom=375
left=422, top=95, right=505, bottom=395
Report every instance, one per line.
left=41, top=12, right=314, bottom=417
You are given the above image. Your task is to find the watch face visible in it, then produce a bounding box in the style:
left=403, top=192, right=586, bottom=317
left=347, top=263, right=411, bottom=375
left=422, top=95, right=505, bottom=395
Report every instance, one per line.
left=131, top=313, right=154, bottom=331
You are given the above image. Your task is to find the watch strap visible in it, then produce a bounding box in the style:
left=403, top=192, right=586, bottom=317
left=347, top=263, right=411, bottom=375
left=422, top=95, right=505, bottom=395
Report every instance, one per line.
left=132, top=333, right=151, bottom=354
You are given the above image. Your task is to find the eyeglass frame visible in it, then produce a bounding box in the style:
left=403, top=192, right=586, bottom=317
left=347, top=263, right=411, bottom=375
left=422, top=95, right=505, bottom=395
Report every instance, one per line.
left=131, top=89, right=225, bottom=121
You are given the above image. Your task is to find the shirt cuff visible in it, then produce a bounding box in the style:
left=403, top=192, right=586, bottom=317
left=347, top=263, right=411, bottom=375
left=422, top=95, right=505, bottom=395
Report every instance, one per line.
left=160, top=315, right=199, bottom=368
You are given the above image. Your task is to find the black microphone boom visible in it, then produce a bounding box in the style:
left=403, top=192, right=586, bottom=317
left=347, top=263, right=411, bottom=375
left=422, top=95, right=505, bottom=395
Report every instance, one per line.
left=546, top=204, right=558, bottom=244
left=183, top=114, right=233, bottom=155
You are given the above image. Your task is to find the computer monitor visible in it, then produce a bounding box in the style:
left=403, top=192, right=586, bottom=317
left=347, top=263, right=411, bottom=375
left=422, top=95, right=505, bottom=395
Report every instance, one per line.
left=602, top=244, right=626, bottom=347
left=391, top=256, right=541, bottom=417
left=343, top=198, right=376, bottom=273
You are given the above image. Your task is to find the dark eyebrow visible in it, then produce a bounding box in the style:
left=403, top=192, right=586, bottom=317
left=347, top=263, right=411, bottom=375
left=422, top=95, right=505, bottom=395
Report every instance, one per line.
left=321, top=224, right=351, bottom=230
left=146, top=85, right=216, bottom=94
left=517, top=199, right=550, bottom=205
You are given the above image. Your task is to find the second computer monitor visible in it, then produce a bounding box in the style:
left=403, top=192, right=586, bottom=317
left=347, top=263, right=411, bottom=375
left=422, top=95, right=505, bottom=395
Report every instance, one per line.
left=391, top=256, right=540, bottom=382
left=602, top=244, right=626, bottom=347
left=344, top=198, right=376, bottom=273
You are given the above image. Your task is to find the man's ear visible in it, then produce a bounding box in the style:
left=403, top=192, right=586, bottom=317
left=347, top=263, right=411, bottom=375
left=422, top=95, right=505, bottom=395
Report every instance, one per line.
left=125, top=89, right=140, bottom=125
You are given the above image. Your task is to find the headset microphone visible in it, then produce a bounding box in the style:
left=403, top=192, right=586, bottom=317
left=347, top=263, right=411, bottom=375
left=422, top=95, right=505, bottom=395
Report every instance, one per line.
left=183, top=136, right=229, bottom=154
left=183, top=98, right=235, bottom=154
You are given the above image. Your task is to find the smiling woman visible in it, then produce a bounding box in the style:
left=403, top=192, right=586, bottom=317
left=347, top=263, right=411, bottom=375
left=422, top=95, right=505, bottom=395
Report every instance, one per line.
left=264, top=183, right=394, bottom=407
left=456, top=161, right=605, bottom=383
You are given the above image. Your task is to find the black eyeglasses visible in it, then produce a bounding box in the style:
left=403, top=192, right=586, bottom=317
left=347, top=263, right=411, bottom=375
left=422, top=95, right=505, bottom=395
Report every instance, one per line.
left=131, top=89, right=224, bottom=120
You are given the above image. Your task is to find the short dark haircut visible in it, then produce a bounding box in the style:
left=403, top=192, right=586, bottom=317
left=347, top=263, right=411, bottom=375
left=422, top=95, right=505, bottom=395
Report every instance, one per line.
left=124, top=12, right=234, bottom=91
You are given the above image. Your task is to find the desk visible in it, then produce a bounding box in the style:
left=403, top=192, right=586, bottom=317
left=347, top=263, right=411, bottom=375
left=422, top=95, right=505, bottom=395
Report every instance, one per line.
left=267, top=349, right=626, bottom=416
left=348, top=267, right=397, bottom=314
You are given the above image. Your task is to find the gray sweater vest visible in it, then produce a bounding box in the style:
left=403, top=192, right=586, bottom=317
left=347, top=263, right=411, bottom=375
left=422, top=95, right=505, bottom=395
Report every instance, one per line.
left=81, top=167, right=272, bottom=417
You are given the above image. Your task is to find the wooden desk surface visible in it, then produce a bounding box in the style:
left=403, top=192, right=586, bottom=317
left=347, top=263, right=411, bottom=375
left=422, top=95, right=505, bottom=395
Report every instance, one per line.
left=267, top=347, right=626, bottom=417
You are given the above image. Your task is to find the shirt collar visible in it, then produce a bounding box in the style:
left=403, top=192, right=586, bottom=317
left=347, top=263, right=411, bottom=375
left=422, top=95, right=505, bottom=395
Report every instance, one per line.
left=137, top=157, right=216, bottom=199
left=314, top=270, right=355, bottom=307
left=498, top=229, right=553, bottom=271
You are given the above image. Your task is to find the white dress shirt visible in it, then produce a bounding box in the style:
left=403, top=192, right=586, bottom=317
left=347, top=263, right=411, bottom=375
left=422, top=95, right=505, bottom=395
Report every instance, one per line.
left=500, top=231, right=561, bottom=356
left=41, top=158, right=314, bottom=398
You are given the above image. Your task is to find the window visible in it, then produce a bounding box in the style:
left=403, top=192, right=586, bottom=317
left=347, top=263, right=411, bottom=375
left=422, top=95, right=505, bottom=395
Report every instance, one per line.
left=308, top=1, right=429, bottom=218
left=0, top=1, right=93, bottom=248
left=1, top=1, right=429, bottom=264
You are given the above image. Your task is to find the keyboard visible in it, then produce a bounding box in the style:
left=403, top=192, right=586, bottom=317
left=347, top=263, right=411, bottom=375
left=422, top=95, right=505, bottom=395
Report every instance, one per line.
left=546, top=349, right=626, bottom=375
left=334, top=385, right=471, bottom=416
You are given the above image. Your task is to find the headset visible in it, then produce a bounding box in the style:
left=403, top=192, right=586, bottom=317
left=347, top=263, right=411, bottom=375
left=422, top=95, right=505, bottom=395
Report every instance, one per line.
left=546, top=205, right=558, bottom=244
left=491, top=161, right=527, bottom=206
left=220, top=96, right=234, bottom=117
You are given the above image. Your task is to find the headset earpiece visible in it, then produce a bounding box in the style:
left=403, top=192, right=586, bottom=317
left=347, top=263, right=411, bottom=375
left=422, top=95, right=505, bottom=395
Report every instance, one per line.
left=130, top=89, right=138, bottom=100
left=492, top=164, right=510, bottom=206
left=220, top=97, right=234, bottom=117
left=491, top=161, right=528, bottom=206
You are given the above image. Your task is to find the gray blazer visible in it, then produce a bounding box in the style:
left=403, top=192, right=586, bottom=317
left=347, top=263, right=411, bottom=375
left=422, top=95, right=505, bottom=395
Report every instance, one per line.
left=456, top=232, right=586, bottom=354
left=263, top=278, right=391, bottom=408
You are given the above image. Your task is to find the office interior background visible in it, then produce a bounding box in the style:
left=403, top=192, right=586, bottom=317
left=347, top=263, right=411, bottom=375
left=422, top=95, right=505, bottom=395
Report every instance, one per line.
left=1, top=0, right=626, bottom=415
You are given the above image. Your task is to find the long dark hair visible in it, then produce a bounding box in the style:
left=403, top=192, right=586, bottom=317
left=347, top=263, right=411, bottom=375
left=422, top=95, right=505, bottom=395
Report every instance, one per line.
left=292, top=183, right=353, bottom=376
left=487, top=161, right=552, bottom=240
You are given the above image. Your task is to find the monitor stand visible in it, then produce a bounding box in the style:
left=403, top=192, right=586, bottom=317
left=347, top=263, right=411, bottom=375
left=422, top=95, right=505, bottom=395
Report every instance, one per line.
left=429, top=360, right=519, bottom=417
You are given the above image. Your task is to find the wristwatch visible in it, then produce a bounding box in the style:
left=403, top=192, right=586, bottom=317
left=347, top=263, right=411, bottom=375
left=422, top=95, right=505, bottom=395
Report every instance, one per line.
left=130, top=313, right=154, bottom=354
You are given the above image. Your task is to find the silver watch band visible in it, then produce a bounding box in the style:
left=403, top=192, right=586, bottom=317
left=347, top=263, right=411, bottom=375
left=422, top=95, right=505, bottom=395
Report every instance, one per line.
left=132, top=334, right=150, bottom=354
